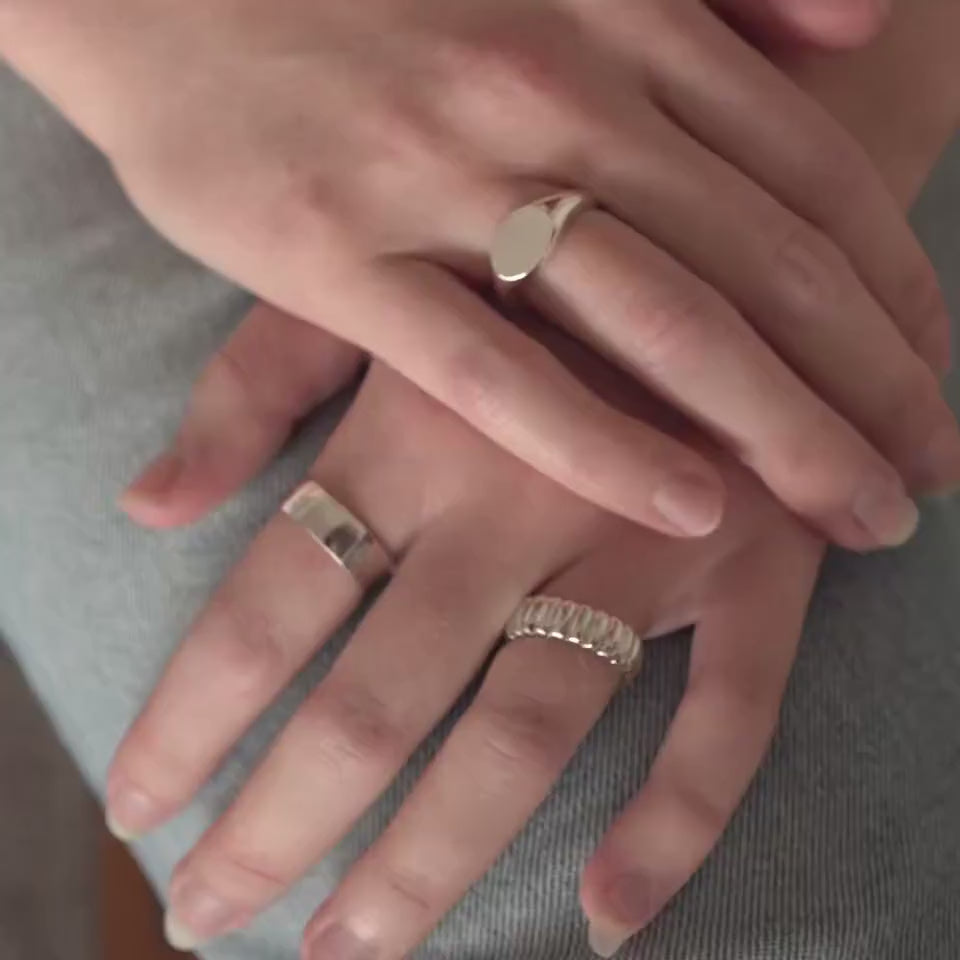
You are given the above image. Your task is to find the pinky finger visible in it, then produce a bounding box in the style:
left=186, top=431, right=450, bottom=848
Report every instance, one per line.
left=580, top=536, right=820, bottom=957
left=121, top=301, right=363, bottom=528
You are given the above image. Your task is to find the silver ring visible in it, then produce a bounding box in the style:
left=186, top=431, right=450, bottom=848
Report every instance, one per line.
left=282, top=481, right=392, bottom=588
left=490, top=191, right=595, bottom=297
left=504, top=596, right=643, bottom=681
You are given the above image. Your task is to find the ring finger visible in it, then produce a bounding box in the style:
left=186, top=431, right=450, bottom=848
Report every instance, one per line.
left=160, top=496, right=584, bottom=948
left=300, top=622, right=625, bottom=960
left=471, top=192, right=919, bottom=552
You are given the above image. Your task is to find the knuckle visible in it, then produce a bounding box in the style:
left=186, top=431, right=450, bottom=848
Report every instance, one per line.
left=895, top=263, right=949, bottom=352
left=356, top=93, right=454, bottom=198
left=376, top=861, right=437, bottom=916
left=207, top=343, right=291, bottom=433
left=303, top=681, right=408, bottom=770
left=751, top=408, right=841, bottom=498
left=439, top=26, right=579, bottom=123
left=442, top=336, right=516, bottom=425
left=472, top=693, right=568, bottom=785
left=804, top=137, right=867, bottom=218
left=873, top=366, right=945, bottom=450
left=182, top=844, right=288, bottom=903
left=630, top=284, right=719, bottom=374
left=201, top=596, right=288, bottom=699
left=771, top=224, right=849, bottom=318
left=668, top=771, right=732, bottom=842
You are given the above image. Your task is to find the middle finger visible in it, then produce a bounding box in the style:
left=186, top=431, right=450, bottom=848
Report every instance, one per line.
left=161, top=498, right=583, bottom=949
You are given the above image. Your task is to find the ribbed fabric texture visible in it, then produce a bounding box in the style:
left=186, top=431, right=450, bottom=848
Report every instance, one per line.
left=1, top=65, right=959, bottom=959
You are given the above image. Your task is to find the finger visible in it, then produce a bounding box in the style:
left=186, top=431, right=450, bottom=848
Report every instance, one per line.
left=106, top=456, right=406, bottom=842
left=530, top=208, right=922, bottom=551
left=160, top=505, right=574, bottom=950
left=713, top=0, right=890, bottom=49
left=121, top=300, right=363, bottom=528
left=640, top=3, right=952, bottom=373
left=580, top=536, right=821, bottom=957
left=568, top=109, right=960, bottom=495
left=357, top=259, right=725, bottom=537
left=300, top=630, right=623, bottom=960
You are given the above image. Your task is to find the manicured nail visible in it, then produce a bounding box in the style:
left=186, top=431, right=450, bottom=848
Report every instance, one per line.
left=105, top=779, right=160, bottom=841
left=587, top=919, right=633, bottom=958
left=652, top=474, right=724, bottom=537
left=852, top=480, right=919, bottom=548
left=125, top=451, right=183, bottom=501
left=913, top=424, right=960, bottom=493
left=306, top=923, right=378, bottom=960
left=165, top=878, right=244, bottom=950
left=164, top=912, right=205, bottom=952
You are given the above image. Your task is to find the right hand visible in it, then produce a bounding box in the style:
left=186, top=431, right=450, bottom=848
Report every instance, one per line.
left=4, top=0, right=956, bottom=548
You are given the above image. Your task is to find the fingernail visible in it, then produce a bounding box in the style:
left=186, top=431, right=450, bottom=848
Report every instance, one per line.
left=165, top=878, right=244, bottom=950
left=105, top=779, right=160, bottom=841
left=652, top=474, right=724, bottom=537
left=125, top=451, right=183, bottom=501
left=305, top=923, right=378, bottom=960
left=913, top=424, right=960, bottom=493
left=852, top=480, right=919, bottom=548
left=587, top=919, right=633, bottom=958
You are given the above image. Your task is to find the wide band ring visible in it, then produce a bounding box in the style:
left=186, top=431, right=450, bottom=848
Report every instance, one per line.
left=504, top=596, right=643, bottom=681
left=490, top=191, right=595, bottom=297
left=282, top=481, right=393, bottom=588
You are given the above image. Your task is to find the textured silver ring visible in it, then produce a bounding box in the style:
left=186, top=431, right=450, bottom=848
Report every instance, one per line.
left=490, top=191, right=595, bottom=297
left=504, top=596, right=643, bottom=681
left=282, top=481, right=392, bottom=588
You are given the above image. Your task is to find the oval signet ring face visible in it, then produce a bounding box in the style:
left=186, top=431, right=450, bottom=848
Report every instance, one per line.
left=490, top=191, right=594, bottom=295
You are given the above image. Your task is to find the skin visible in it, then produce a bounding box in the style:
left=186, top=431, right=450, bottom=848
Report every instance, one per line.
left=0, top=0, right=958, bottom=547
left=103, top=4, right=960, bottom=956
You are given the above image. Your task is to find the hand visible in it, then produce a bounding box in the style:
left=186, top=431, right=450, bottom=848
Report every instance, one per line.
left=110, top=306, right=824, bottom=958
left=717, top=0, right=891, bottom=49
left=2, top=0, right=955, bottom=549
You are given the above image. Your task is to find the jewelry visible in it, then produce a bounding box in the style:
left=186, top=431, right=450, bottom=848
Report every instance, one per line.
left=282, top=481, right=392, bottom=588
left=504, top=596, right=643, bottom=681
left=490, top=191, right=595, bottom=296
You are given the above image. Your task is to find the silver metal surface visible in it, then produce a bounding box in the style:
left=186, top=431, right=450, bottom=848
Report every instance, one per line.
left=491, top=191, right=595, bottom=295
left=282, top=481, right=392, bottom=588
left=504, top=595, right=643, bottom=681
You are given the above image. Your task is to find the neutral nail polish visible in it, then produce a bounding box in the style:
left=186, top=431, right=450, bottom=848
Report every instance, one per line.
left=306, top=924, right=379, bottom=960
left=587, top=920, right=633, bottom=958
left=105, top=780, right=159, bottom=841
left=852, top=480, right=920, bottom=548
left=652, top=474, right=724, bottom=537
left=165, top=878, right=243, bottom=950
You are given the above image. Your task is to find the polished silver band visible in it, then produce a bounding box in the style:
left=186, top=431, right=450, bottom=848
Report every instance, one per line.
left=282, top=481, right=392, bottom=588
left=504, top=596, right=643, bottom=681
left=490, top=191, right=595, bottom=297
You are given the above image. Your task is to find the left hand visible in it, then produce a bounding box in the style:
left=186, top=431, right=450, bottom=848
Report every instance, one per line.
left=110, top=304, right=823, bottom=958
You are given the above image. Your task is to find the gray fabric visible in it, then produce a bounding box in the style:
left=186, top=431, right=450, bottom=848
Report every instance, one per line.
left=1, top=63, right=959, bottom=960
